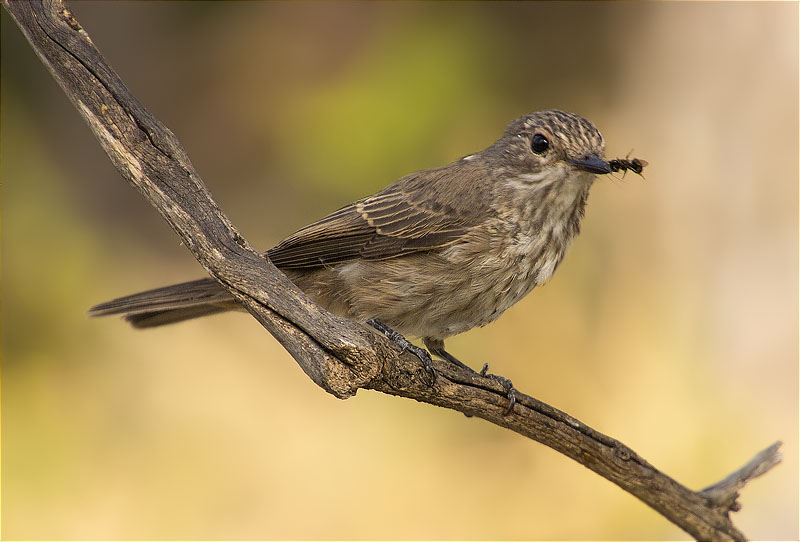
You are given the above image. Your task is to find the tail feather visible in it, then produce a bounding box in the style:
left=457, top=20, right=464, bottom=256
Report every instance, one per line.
left=89, top=278, right=240, bottom=328
left=123, top=303, right=236, bottom=328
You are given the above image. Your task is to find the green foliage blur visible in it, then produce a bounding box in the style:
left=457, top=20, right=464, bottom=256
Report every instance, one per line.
left=2, top=2, right=797, bottom=539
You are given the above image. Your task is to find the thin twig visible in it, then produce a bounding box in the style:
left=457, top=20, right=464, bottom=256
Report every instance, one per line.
left=701, top=442, right=784, bottom=511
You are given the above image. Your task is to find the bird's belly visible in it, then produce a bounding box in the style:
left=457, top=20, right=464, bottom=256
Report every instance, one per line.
left=287, top=235, right=568, bottom=340
left=426, top=227, right=571, bottom=336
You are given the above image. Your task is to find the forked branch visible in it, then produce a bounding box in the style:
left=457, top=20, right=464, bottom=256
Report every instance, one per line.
left=3, top=1, right=781, bottom=539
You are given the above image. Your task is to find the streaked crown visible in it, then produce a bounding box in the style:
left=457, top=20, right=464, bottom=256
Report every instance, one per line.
left=485, top=110, right=606, bottom=179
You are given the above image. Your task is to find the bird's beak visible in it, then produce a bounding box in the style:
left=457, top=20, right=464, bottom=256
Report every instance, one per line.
left=568, top=155, right=612, bottom=175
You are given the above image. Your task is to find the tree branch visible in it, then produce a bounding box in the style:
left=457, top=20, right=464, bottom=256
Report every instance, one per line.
left=3, top=1, right=781, bottom=539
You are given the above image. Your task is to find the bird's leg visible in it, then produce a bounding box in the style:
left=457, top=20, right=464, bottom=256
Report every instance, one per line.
left=422, top=337, right=474, bottom=372
left=424, top=337, right=516, bottom=415
left=367, top=319, right=436, bottom=383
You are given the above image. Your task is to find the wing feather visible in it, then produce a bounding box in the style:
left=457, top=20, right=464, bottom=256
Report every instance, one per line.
left=267, top=160, right=493, bottom=269
left=267, top=189, right=473, bottom=269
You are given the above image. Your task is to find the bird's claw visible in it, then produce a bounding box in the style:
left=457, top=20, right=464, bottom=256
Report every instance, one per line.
left=480, top=362, right=516, bottom=415
left=367, top=318, right=436, bottom=385
left=402, top=342, right=437, bottom=384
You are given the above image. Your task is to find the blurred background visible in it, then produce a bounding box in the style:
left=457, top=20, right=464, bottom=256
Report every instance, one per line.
left=2, top=1, right=797, bottom=539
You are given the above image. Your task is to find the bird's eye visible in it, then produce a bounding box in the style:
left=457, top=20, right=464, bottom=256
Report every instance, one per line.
left=531, top=133, right=549, bottom=154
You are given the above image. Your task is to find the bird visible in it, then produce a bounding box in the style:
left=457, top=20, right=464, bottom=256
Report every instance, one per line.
left=90, top=110, right=615, bottom=404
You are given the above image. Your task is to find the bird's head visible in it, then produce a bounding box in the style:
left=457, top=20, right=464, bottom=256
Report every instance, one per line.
left=486, top=110, right=611, bottom=188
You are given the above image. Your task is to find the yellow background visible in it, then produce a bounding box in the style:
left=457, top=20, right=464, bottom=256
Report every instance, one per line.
left=2, top=1, right=797, bottom=539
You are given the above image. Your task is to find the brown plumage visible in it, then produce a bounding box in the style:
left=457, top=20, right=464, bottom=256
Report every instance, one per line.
left=90, top=110, right=612, bottom=362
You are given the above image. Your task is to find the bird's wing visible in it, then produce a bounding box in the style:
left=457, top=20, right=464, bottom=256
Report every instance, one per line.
left=266, top=188, right=476, bottom=269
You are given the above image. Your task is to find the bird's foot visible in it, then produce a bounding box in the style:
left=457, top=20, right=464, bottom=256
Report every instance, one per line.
left=367, top=319, right=436, bottom=384
left=423, top=337, right=516, bottom=416
left=480, top=363, right=517, bottom=415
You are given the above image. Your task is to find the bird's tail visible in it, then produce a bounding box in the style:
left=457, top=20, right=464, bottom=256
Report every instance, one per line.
left=88, top=278, right=240, bottom=328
